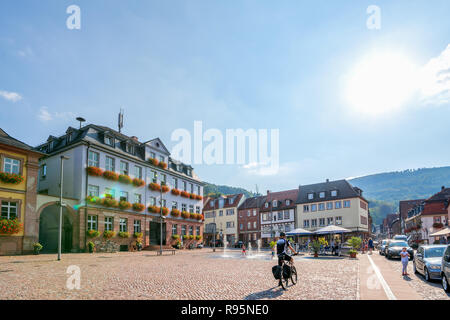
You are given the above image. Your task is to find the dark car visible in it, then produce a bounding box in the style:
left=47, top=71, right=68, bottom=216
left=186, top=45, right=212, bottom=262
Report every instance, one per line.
left=441, top=245, right=450, bottom=292
left=234, top=241, right=244, bottom=248
left=413, top=245, right=447, bottom=281
left=386, top=240, right=414, bottom=260
left=379, top=239, right=391, bottom=256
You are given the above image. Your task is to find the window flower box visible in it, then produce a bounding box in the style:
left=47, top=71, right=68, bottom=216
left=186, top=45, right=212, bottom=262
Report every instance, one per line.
left=171, top=209, right=181, bottom=217
left=118, top=200, right=132, bottom=210
left=86, top=230, right=100, bottom=238
left=86, top=195, right=101, bottom=205
left=148, top=158, right=159, bottom=166
left=132, top=203, right=145, bottom=212
left=158, top=162, right=167, bottom=170
left=101, top=197, right=118, bottom=208
left=181, top=191, right=190, bottom=198
left=132, top=178, right=145, bottom=187
left=0, top=172, right=24, bottom=185
left=172, top=234, right=180, bottom=240
left=118, top=174, right=132, bottom=184
left=195, top=214, right=203, bottom=221
left=189, top=212, right=196, bottom=219
left=103, top=170, right=119, bottom=181
left=161, top=185, right=170, bottom=193
left=189, top=235, right=194, bottom=240
left=181, top=211, right=190, bottom=219
left=103, top=230, right=116, bottom=239
left=195, top=235, right=202, bottom=240
left=189, top=193, right=196, bottom=199
left=147, top=205, right=160, bottom=213
left=171, top=189, right=181, bottom=196
left=433, top=222, right=444, bottom=229
left=133, top=232, right=143, bottom=238
left=149, top=182, right=161, bottom=191
left=86, top=166, right=103, bottom=177
left=118, top=231, right=129, bottom=238
left=195, top=195, right=203, bottom=200
left=0, top=219, right=22, bottom=235
left=183, top=235, right=189, bottom=240
left=162, top=207, right=169, bottom=216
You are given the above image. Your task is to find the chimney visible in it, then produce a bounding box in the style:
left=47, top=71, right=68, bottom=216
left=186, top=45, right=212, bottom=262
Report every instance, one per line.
left=442, top=186, right=445, bottom=191
left=266, top=190, right=270, bottom=195
left=131, top=136, right=138, bottom=142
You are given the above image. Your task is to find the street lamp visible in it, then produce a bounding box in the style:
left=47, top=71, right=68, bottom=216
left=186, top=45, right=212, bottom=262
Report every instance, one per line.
left=213, top=211, right=216, bottom=252
left=155, top=173, right=164, bottom=255
left=58, top=155, right=69, bottom=261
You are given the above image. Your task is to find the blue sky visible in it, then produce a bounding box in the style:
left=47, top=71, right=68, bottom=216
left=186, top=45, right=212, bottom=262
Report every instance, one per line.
left=1, top=0, right=450, bottom=193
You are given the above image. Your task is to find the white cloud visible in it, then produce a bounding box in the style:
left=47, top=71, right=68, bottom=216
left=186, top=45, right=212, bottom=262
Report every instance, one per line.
left=0, top=90, right=22, bottom=102
left=38, top=106, right=75, bottom=122
left=420, top=44, right=450, bottom=105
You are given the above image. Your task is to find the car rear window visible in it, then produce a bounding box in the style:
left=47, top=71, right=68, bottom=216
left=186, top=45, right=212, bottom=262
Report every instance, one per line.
left=389, top=241, right=407, bottom=247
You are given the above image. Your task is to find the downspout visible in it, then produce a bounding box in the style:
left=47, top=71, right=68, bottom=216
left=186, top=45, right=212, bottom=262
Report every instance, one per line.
left=84, top=142, right=91, bottom=252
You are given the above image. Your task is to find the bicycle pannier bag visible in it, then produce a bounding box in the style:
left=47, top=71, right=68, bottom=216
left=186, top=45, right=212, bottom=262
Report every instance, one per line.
left=272, top=265, right=282, bottom=280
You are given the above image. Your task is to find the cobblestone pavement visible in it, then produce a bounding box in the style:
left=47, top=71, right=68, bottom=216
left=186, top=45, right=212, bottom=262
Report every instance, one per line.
left=0, top=250, right=358, bottom=300
left=378, top=253, right=450, bottom=300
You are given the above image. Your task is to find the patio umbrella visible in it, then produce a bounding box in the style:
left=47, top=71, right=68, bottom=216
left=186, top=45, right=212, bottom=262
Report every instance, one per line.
left=430, top=227, right=450, bottom=237
left=286, top=228, right=313, bottom=236
left=314, top=225, right=352, bottom=234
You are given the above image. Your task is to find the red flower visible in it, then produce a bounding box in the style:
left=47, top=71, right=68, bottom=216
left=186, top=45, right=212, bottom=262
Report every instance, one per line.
left=171, top=189, right=181, bottom=196
left=158, top=162, right=168, bottom=170
left=103, top=171, right=119, bottom=181
left=86, top=166, right=103, bottom=176
left=149, top=182, right=161, bottom=191
left=132, top=178, right=145, bottom=187
left=161, top=185, right=170, bottom=193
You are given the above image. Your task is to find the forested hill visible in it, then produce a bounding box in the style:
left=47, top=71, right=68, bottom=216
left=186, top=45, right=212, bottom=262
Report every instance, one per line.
left=203, top=183, right=256, bottom=198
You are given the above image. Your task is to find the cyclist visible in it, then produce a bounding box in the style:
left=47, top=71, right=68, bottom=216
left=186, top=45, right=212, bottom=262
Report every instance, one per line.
left=277, top=232, right=297, bottom=266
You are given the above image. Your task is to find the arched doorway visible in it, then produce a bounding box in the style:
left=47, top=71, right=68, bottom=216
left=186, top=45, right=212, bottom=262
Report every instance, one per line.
left=39, top=204, right=74, bottom=253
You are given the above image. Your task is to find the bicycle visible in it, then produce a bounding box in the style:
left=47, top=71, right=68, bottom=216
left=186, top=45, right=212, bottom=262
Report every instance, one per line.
left=277, top=253, right=298, bottom=290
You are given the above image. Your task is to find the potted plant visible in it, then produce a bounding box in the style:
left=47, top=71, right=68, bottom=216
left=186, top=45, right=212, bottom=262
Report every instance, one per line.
left=311, top=240, right=321, bottom=257
left=88, top=241, right=95, bottom=253
left=148, top=158, right=159, bottom=166
left=158, top=161, right=168, bottom=169
left=86, top=229, right=101, bottom=238
left=132, top=178, right=145, bottom=187
left=86, top=166, right=103, bottom=176
left=33, top=242, right=43, bottom=255
left=171, top=209, right=181, bottom=217
left=132, top=203, right=145, bottom=212
left=161, top=185, right=170, bottom=193
left=103, top=170, right=119, bottom=181
left=103, top=230, right=116, bottom=239
left=0, top=218, right=22, bottom=235
left=136, top=240, right=142, bottom=251
left=118, top=174, right=132, bottom=184
left=171, top=189, right=181, bottom=196
left=149, top=182, right=161, bottom=191
left=133, top=232, right=143, bottom=238
left=118, top=200, right=132, bottom=210
left=348, top=236, right=362, bottom=258
left=0, top=172, right=24, bottom=184
left=118, top=231, right=130, bottom=238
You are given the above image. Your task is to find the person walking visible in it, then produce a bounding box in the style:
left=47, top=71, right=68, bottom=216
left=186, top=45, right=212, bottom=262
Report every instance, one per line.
left=368, top=238, right=374, bottom=255
left=400, top=247, right=410, bottom=276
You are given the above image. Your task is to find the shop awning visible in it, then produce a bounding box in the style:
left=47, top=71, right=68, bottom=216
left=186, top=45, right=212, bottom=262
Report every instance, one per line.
left=286, top=228, right=313, bottom=236
left=314, top=225, right=352, bottom=234
left=430, top=227, right=450, bottom=237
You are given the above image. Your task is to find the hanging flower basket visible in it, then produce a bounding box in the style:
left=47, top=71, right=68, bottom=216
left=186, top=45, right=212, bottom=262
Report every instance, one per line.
left=147, top=205, right=160, bottom=213
left=195, top=195, right=203, bottom=200
left=86, top=229, right=101, bottom=238
left=132, top=178, right=145, bottom=187
left=148, top=158, right=159, bottom=166
left=171, top=209, right=181, bottom=217
left=118, top=174, right=132, bottom=184
left=103, top=171, right=119, bottom=181
left=183, top=235, right=189, bottom=240
left=181, top=211, right=190, bottom=219
left=433, top=222, right=444, bottom=229
left=158, top=162, right=168, bottom=170
left=118, top=201, right=132, bottom=210
left=189, top=212, right=196, bottom=219
left=172, top=234, right=180, bottom=240
left=161, top=185, right=170, bottom=193
left=0, top=172, right=24, bottom=185
left=132, top=203, right=145, bottom=212
left=0, top=219, right=22, bottom=235
left=86, top=166, right=103, bottom=177
left=195, top=214, right=203, bottom=221
left=171, top=189, right=181, bottom=196
left=189, top=193, right=196, bottom=199
left=149, top=182, right=161, bottom=191
left=86, top=196, right=101, bottom=205
left=181, top=191, right=190, bottom=198
left=103, top=230, right=116, bottom=239
left=162, top=207, right=169, bottom=216
left=101, top=197, right=118, bottom=208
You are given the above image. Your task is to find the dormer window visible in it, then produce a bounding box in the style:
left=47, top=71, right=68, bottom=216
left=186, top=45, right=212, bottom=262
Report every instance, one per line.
left=67, top=133, right=73, bottom=143
left=331, top=190, right=337, bottom=197
left=159, top=155, right=164, bottom=163
left=187, top=168, right=191, bottom=176
left=49, top=141, right=54, bottom=151
left=273, top=200, right=278, bottom=207
left=286, top=200, right=290, bottom=206
left=229, top=198, right=233, bottom=205
left=308, top=193, right=314, bottom=200
left=319, top=192, right=325, bottom=198
left=125, top=144, right=133, bottom=154
left=265, top=202, right=269, bottom=208
left=177, top=164, right=181, bottom=172
left=105, top=136, right=114, bottom=147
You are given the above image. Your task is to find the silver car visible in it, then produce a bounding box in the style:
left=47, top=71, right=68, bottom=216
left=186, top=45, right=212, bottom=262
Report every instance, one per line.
left=413, top=245, right=447, bottom=281
left=379, top=239, right=390, bottom=256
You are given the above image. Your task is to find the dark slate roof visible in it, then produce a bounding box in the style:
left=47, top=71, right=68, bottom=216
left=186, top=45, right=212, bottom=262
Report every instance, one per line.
left=425, top=187, right=450, bottom=202
left=295, top=179, right=366, bottom=204
left=260, top=189, right=299, bottom=212
left=399, top=199, right=425, bottom=219
left=0, top=128, right=42, bottom=153
left=203, top=194, right=245, bottom=211
left=238, top=196, right=267, bottom=210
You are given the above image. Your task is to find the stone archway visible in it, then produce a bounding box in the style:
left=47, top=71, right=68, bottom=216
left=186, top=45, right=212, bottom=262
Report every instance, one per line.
left=37, top=202, right=78, bottom=253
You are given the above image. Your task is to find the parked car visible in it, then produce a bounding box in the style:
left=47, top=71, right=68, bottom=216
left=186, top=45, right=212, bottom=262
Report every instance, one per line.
left=393, top=235, right=408, bottom=242
left=441, top=245, right=450, bottom=292
left=379, top=239, right=390, bottom=256
left=385, top=240, right=414, bottom=260
left=413, top=245, right=447, bottom=281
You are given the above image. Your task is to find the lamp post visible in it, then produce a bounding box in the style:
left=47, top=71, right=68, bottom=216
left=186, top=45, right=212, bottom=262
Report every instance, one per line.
left=213, top=210, right=216, bottom=252
left=155, top=173, right=164, bottom=255
left=58, top=155, right=69, bottom=261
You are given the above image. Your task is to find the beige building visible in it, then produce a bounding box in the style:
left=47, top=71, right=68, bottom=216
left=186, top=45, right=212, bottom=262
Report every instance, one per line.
left=203, top=194, right=245, bottom=247
left=296, top=179, right=369, bottom=235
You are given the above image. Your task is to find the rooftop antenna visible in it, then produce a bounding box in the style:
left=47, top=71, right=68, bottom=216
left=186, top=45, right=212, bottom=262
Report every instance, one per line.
left=255, top=184, right=259, bottom=196
left=118, top=109, right=124, bottom=133
left=76, top=117, right=86, bottom=129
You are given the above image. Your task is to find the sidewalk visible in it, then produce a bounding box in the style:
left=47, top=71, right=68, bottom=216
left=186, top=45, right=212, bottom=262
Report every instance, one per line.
left=359, top=253, right=422, bottom=300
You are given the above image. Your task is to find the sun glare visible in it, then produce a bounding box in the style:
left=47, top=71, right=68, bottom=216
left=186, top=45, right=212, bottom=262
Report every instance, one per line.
left=345, top=51, right=419, bottom=116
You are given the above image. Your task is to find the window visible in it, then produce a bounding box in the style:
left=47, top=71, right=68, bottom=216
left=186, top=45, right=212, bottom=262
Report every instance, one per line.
left=172, top=224, right=178, bottom=235
left=181, top=203, right=187, bottom=211
left=196, top=226, right=200, bottom=235
left=3, top=157, right=20, bottom=174
left=172, top=178, right=178, bottom=189
left=303, top=220, right=310, bottom=228
left=335, top=201, right=342, bottom=209
left=247, top=222, right=251, bottom=229
left=286, top=199, right=290, bottom=206
left=187, top=168, right=192, bottom=176
left=265, top=202, right=269, bottom=208
left=240, top=223, right=243, bottom=230
left=331, top=190, right=337, bottom=197
left=308, top=193, right=314, bottom=200
left=134, top=220, right=141, bottom=233
left=120, top=161, right=129, bottom=175
left=105, top=188, right=115, bottom=198
left=134, top=194, right=142, bottom=204
left=105, top=156, right=115, bottom=172
left=160, top=174, right=166, bottom=185
left=319, top=218, right=325, bottom=227
left=1, top=201, right=17, bottom=219
left=226, top=209, right=234, bottom=216
left=189, top=205, right=194, bottom=213
left=181, top=225, right=186, bottom=236
left=172, top=201, right=178, bottom=210
left=196, top=206, right=200, bottom=214
left=327, top=217, right=333, bottom=225
left=149, top=197, right=156, bottom=206
left=247, top=210, right=251, bottom=217
left=319, top=203, right=325, bottom=211
left=161, top=199, right=166, bottom=207
left=126, top=144, right=134, bottom=154
left=219, top=210, right=223, bottom=216
left=311, top=204, right=317, bottom=212
left=319, top=192, right=325, bottom=198
left=311, top=219, right=317, bottom=227
left=335, top=216, right=342, bottom=225
left=360, top=215, right=368, bottom=225
left=41, top=164, right=47, bottom=179
left=88, top=151, right=99, bottom=167
left=87, top=215, right=97, bottom=230
left=277, top=211, right=283, bottom=220
left=360, top=201, right=367, bottom=210
left=284, top=210, right=289, bottom=219
left=88, top=185, right=99, bottom=197
left=150, top=152, right=156, bottom=159
left=285, top=224, right=291, bottom=232
left=303, top=205, right=309, bottom=212
left=134, top=166, right=142, bottom=179
left=159, top=155, right=165, bottom=163
left=120, top=191, right=128, bottom=202
left=190, top=183, right=194, bottom=194
left=253, top=210, right=257, bottom=216
left=119, top=218, right=127, bottom=232
left=197, top=186, right=201, bottom=195
left=151, top=171, right=157, bottom=183
left=226, top=221, right=234, bottom=228
left=344, top=200, right=351, bottom=208
left=105, top=136, right=114, bottom=146
left=183, top=181, right=187, bottom=191
left=327, top=202, right=333, bottom=210
left=105, top=217, right=113, bottom=231
left=273, top=200, right=278, bottom=207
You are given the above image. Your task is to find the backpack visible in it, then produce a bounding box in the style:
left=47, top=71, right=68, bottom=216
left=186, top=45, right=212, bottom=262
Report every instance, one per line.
left=272, top=265, right=282, bottom=280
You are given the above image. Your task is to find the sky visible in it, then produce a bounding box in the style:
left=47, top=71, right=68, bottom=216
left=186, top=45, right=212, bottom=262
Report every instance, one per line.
left=1, top=0, right=450, bottom=193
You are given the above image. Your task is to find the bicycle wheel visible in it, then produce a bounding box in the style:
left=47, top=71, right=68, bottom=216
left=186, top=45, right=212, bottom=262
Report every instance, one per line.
left=290, top=266, right=297, bottom=285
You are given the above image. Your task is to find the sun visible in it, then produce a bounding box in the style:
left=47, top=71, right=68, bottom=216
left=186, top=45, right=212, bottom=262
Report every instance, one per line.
left=345, top=51, right=418, bottom=115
